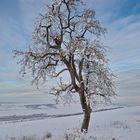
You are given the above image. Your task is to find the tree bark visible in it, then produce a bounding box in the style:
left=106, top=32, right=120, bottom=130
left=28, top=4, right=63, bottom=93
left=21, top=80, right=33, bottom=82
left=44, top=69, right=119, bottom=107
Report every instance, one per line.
left=81, top=108, right=91, bottom=132
left=79, top=84, right=91, bottom=133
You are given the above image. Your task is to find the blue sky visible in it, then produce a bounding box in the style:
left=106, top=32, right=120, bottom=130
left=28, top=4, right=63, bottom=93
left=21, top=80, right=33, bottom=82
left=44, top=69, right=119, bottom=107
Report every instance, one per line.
left=0, top=0, right=140, bottom=103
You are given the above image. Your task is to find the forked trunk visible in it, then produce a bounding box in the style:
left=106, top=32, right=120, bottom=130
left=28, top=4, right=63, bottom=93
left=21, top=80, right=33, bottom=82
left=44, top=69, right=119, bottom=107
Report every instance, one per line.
left=79, top=87, right=91, bottom=132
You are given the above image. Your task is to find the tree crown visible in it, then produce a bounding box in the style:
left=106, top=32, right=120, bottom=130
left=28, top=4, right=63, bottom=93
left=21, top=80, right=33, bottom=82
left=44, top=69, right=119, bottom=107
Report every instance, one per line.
left=14, top=0, right=115, bottom=106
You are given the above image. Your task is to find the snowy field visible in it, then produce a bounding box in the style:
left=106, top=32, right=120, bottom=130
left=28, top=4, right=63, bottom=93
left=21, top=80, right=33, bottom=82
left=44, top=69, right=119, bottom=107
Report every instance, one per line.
left=0, top=102, right=140, bottom=140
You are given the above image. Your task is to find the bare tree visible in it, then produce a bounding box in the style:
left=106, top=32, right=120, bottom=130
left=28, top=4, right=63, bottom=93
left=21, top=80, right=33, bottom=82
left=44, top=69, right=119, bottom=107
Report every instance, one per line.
left=13, top=0, right=115, bottom=132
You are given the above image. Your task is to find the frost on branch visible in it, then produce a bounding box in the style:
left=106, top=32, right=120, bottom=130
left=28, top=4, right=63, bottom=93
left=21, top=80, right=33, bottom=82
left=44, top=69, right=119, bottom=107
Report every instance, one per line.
left=13, top=0, right=115, bottom=107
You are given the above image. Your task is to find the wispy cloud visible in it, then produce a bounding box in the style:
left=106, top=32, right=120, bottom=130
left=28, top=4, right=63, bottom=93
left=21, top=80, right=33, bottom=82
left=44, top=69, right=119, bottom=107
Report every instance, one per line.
left=0, top=0, right=47, bottom=99
left=107, top=15, right=140, bottom=63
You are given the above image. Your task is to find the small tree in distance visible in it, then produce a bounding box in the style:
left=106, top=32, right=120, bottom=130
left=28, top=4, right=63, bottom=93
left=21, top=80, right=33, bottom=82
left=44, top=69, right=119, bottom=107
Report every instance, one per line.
left=14, top=0, right=115, bottom=132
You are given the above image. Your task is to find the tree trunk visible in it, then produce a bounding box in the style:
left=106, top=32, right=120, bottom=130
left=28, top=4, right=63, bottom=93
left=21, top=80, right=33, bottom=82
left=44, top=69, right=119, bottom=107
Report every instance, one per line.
left=79, top=85, right=91, bottom=133
left=81, top=108, right=91, bottom=132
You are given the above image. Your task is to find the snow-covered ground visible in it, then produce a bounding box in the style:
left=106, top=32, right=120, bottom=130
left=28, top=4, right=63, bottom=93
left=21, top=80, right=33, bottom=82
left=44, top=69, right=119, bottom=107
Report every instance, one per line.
left=0, top=102, right=140, bottom=140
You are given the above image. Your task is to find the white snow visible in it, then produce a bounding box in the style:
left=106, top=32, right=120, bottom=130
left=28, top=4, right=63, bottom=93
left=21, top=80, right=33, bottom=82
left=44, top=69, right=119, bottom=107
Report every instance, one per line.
left=0, top=103, right=140, bottom=140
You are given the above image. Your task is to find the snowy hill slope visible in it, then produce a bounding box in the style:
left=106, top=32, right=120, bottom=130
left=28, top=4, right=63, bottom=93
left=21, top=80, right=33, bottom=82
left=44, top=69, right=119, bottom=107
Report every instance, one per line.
left=0, top=104, right=140, bottom=140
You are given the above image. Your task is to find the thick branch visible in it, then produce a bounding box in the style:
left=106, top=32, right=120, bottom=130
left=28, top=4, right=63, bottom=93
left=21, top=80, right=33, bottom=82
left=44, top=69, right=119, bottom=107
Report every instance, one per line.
left=54, top=68, right=68, bottom=77
left=62, top=57, right=79, bottom=91
left=79, top=58, right=84, bottom=81
left=44, top=60, right=59, bottom=69
left=57, top=3, right=64, bottom=42
left=45, top=24, right=51, bottom=47
left=71, top=54, right=79, bottom=82
left=62, top=0, right=71, bottom=29
left=41, top=24, right=62, bottom=49
left=27, top=52, right=59, bottom=60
